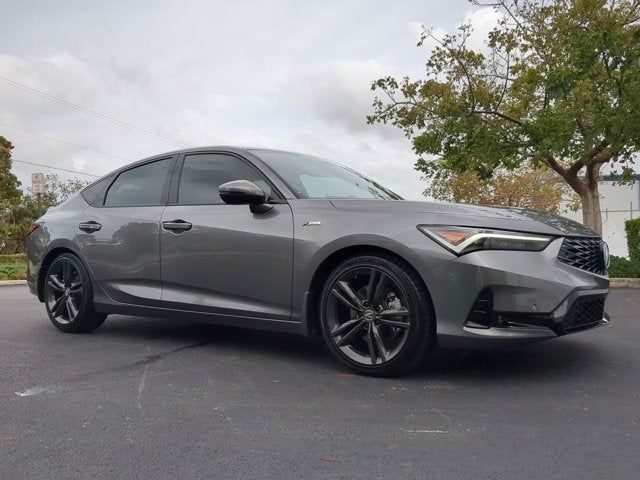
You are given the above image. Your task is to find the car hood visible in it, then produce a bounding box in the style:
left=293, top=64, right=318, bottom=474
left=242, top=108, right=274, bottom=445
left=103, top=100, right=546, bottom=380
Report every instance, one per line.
left=329, top=199, right=597, bottom=237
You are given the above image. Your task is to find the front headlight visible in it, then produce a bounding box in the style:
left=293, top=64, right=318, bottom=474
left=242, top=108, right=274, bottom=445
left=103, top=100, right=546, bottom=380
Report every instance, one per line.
left=417, top=225, right=553, bottom=255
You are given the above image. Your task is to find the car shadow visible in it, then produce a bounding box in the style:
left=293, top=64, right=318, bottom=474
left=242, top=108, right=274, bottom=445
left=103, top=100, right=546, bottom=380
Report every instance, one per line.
left=413, top=339, right=605, bottom=380
left=91, top=315, right=607, bottom=383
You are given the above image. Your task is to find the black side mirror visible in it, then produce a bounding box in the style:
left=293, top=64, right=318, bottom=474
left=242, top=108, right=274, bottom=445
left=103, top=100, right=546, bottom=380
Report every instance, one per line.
left=219, top=180, right=273, bottom=213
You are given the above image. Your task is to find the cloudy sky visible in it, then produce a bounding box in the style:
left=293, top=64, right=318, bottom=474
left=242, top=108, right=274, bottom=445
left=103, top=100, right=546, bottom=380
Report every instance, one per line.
left=1, top=0, right=499, bottom=199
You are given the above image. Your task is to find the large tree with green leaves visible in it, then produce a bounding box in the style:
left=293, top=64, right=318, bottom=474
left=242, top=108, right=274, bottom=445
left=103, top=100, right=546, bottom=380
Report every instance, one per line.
left=0, top=136, right=22, bottom=211
left=368, top=0, right=640, bottom=234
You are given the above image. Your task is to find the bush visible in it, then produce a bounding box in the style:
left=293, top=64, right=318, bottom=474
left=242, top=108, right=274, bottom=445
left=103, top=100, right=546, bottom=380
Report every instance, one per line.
left=0, top=221, right=30, bottom=254
left=0, top=253, right=27, bottom=280
left=0, top=253, right=27, bottom=264
left=0, top=263, right=26, bottom=280
left=609, top=255, right=640, bottom=278
left=626, top=218, right=640, bottom=262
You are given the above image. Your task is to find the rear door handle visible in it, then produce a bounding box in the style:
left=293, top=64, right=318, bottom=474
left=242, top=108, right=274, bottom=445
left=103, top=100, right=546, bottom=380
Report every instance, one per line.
left=162, top=219, right=192, bottom=233
left=79, top=221, right=102, bottom=233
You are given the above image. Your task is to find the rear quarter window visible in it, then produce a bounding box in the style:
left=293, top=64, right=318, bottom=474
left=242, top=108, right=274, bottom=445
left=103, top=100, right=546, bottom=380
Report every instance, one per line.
left=80, top=176, right=113, bottom=205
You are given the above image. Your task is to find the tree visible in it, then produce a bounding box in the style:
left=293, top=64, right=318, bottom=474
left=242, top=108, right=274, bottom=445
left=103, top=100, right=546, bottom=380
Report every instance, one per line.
left=427, top=165, right=579, bottom=212
left=36, top=173, right=90, bottom=209
left=368, top=0, right=640, bottom=234
left=1, top=172, right=89, bottom=254
left=0, top=136, right=22, bottom=211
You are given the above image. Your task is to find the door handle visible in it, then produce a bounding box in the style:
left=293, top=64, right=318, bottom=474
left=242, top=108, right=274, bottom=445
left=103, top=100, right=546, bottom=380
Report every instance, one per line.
left=79, top=221, right=102, bottom=233
left=162, top=219, right=192, bottom=232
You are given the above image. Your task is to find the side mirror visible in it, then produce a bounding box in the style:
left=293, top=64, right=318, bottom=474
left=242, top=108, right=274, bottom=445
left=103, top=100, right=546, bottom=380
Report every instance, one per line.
left=219, top=180, right=273, bottom=213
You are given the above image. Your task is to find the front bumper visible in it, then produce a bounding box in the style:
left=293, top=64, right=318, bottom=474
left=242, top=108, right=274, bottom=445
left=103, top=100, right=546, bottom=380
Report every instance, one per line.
left=421, top=237, right=610, bottom=349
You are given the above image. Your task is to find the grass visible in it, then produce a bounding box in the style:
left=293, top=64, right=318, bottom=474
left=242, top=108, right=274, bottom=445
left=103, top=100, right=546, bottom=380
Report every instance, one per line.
left=0, top=253, right=27, bottom=281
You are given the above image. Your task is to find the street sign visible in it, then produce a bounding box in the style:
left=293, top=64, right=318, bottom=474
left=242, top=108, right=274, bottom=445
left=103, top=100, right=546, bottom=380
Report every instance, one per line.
left=31, top=172, right=45, bottom=194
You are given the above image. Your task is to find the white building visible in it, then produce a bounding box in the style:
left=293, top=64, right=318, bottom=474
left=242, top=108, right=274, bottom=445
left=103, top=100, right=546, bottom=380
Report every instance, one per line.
left=565, top=175, right=640, bottom=258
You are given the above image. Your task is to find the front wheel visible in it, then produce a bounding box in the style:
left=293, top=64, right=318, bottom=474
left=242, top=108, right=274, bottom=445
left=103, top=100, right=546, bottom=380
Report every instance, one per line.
left=44, top=253, right=107, bottom=333
left=319, top=254, right=435, bottom=377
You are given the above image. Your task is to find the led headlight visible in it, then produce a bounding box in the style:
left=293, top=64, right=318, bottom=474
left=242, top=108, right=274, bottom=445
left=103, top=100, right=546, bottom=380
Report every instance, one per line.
left=417, top=225, right=553, bottom=255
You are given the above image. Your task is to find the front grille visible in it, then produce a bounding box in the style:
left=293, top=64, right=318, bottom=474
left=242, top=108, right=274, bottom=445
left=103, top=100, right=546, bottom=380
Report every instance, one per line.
left=558, top=237, right=606, bottom=275
left=562, top=296, right=605, bottom=332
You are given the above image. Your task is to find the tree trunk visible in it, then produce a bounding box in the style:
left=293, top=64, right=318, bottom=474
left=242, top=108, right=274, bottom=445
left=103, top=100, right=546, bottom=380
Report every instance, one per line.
left=580, top=187, right=602, bottom=234
left=581, top=164, right=603, bottom=235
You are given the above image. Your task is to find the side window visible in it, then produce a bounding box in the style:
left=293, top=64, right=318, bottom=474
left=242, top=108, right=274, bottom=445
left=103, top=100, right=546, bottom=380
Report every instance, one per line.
left=105, top=158, right=172, bottom=207
left=81, top=175, right=113, bottom=205
left=178, top=153, right=272, bottom=205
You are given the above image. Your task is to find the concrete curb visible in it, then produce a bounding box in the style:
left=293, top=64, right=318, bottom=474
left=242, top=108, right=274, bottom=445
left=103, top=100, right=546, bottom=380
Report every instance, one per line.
left=0, top=280, right=27, bottom=286
left=611, top=278, right=640, bottom=289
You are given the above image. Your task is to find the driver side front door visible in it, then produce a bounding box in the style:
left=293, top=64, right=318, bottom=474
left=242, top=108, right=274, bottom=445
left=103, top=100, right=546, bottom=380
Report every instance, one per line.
left=159, top=152, right=294, bottom=324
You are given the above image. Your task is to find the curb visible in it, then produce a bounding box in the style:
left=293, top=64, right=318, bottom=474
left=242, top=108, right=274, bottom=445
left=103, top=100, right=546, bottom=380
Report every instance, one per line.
left=611, top=278, right=640, bottom=289
left=0, top=280, right=27, bottom=286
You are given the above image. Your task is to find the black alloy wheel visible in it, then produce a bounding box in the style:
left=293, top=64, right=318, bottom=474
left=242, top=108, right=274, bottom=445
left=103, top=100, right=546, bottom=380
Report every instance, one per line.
left=320, top=253, right=434, bottom=377
left=44, top=253, right=107, bottom=333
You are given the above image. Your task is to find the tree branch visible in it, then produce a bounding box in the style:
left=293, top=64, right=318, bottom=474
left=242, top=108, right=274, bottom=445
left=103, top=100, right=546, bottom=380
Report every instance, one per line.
left=471, top=110, right=523, bottom=126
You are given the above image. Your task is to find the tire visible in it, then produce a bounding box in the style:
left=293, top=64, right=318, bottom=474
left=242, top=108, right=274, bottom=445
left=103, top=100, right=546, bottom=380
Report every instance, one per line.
left=43, top=253, right=107, bottom=333
left=319, top=253, right=435, bottom=377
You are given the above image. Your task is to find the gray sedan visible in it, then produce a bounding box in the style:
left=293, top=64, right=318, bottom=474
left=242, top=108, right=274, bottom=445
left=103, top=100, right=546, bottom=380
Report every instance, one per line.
left=25, top=147, right=610, bottom=376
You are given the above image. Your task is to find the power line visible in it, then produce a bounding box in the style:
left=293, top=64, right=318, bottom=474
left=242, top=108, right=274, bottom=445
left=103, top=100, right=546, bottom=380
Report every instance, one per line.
left=0, top=75, right=193, bottom=148
left=12, top=159, right=100, bottom=178
left=0, top=121, right=131, bottom=161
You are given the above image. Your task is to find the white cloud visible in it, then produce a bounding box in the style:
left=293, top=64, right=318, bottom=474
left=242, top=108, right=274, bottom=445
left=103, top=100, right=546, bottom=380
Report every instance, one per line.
left=0, top=0, right=478, bottom=200
left=284, top=59, right=406, bottom=143
left=462, top=7, right=503, bottom=51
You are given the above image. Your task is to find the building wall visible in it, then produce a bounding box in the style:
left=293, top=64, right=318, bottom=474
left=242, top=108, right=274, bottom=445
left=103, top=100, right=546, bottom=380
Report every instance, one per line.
left=564, top=178, right=639, bottom=258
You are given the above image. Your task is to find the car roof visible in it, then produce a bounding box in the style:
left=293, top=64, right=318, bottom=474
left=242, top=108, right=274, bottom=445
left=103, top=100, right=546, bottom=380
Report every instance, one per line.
left=99, top=146, right=306, bottom=179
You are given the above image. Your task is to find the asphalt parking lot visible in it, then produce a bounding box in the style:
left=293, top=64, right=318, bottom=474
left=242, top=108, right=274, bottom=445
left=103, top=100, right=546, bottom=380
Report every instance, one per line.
left=1, top=286, right=638, bottom=479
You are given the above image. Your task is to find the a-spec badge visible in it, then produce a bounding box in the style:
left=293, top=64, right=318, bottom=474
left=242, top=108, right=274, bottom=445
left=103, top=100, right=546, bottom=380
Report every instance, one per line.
left=302, top=221, right=322, bottom=226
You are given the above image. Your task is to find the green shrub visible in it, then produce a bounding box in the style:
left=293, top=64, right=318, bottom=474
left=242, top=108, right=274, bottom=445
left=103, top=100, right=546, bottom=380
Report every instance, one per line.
left=626, top=218, right=640, bottom=262
left=609, top=255, right=640, bottom=278
left=0, top=262, right=26, bottom=280
left=0, top=221, right=29, bottom=254
left=0, top=253, right=27, bottom=280
left=0, top=253, right=27, bottom=264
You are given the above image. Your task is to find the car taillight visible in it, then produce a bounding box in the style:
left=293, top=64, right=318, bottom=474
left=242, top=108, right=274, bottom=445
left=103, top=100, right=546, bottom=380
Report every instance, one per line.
left=26, top=222, right=43, bottom=236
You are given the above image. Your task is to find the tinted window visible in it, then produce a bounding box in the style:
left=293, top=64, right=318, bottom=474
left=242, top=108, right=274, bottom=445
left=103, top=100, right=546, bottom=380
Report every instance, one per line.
left=81, top=175, right=113, bottom=205
left=251, top=149, right=402, bottom=200
left=105, top=158, right=172, bottom=206
left=178, top=154, right=272, bottom=205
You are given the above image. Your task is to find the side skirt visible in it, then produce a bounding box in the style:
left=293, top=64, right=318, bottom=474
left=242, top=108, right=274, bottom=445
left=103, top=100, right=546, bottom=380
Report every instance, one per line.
left=94, top=300, right=306, bottom=336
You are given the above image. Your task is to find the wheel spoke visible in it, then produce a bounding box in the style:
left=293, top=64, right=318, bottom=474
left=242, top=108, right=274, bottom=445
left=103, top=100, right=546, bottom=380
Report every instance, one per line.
left=69, top=280, right=83, bottom=295
left=378, top=308, right=410, bottom=319
left=371, top=325, right=389, bottom=363
left=66, top=297, right=78, bottom=319
left=50, top=296, right=65, bottom=317
left=337, top=281, right=363, bottom=310
left=366, top=269, right=378, bottom=305
left=370, top=272, right=387, bottom=307
left=62, top=261, right=72, bottom=287
left=364, top=324, right=377, bottom=365
left=331, top=317, right=361, bottom=337
left=331, top=282, right=363, bottom=312
left=336, top=320, right=366, bottom=347
left=47, top=275, right=65, bottom=292
left=379, top=318, right=411, bottom=329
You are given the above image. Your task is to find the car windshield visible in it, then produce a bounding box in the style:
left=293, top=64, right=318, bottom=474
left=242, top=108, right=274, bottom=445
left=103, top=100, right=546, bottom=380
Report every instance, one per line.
left=251, top=149, right=402, bottom=200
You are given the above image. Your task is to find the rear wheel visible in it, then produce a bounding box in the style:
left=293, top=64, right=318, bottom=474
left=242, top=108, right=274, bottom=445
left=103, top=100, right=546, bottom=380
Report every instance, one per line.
left=319, top=254, right=435, bottom=377
left=44, top=253, right=107, bottom=333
